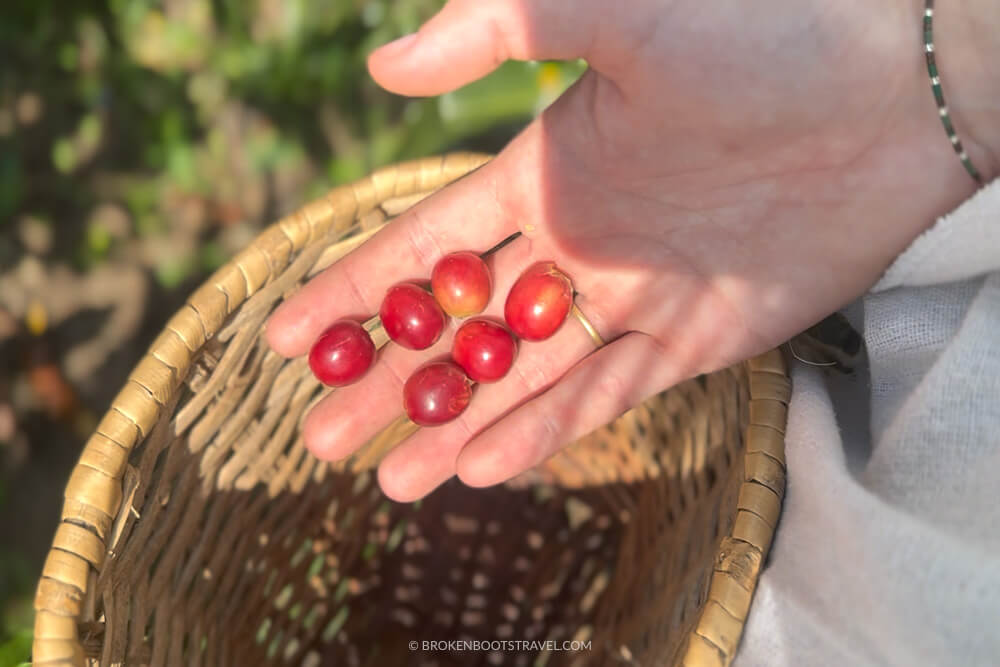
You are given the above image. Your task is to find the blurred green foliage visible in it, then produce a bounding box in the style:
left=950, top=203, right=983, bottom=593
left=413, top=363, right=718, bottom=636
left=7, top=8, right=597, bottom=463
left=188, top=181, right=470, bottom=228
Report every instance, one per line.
left=0, top=0, right=583, bottom=282
left=0, top=0, right=584, bottom=663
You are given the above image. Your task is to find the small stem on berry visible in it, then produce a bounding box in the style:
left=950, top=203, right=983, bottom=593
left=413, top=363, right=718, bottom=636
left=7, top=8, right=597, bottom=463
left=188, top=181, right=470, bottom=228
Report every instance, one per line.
left=480, top=232, right=522, bottom=258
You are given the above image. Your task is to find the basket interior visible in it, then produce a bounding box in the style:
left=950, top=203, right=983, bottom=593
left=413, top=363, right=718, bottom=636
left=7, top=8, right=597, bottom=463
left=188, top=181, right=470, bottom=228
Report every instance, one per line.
left=82, top=337, right=749, bottom=666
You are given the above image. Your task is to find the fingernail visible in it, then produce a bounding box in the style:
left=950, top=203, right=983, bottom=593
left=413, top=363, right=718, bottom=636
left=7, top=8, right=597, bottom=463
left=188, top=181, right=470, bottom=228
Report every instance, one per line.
left=376, top=33, right=417, bottom=56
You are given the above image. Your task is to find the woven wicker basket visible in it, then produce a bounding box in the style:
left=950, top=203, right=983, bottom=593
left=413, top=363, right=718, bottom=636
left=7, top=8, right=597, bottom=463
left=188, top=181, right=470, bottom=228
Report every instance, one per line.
left=31, top=154, right=790, bottom=667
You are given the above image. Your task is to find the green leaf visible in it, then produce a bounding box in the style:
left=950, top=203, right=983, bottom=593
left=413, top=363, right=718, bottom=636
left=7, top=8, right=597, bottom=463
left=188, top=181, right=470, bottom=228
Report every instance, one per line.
left=0, top=629, right=32, bottom=667
left=155, top=255, right=196, bottom=288
left=59, top=42, right=78, bottom=70
left=52, top=138, right=76, bottom=173
left=166, top=144, right=197, bottom=191
left=199, top=241, right=227, bottom=271
left=438, top=60, right=585, bottom=139
left=86, top=221, right=112, bottom=257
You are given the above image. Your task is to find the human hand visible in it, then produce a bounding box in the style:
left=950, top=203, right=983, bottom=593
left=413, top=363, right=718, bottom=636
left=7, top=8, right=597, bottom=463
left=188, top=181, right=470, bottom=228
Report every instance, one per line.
left=267, top=0, right=1000, bottom=500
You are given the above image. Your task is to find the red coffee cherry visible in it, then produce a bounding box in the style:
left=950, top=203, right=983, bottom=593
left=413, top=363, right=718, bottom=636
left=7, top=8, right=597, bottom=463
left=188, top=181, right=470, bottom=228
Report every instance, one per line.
left=431, top=251, right=492, bottom=317
left=308, top=320, right=376, bottom=387
left=403, top=360, right=473, bottom=426
left=452, top=319, right=517, bottom=383
left=504, top=262, right=573, bottom=341
left=380, top=282, right=447, bottom=350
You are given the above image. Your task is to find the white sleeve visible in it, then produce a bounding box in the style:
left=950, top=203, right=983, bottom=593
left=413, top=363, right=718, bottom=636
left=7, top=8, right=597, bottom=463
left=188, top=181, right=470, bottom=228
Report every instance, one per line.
left=735, top=179, right=1000, bottom=667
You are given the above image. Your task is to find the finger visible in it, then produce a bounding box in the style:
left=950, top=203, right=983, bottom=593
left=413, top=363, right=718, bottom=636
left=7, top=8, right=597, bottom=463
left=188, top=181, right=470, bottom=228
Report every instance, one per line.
left=368, top=0, right=604, bottom=97
left=455, top=332, right=681, bottom=488
left=377, top=438, right=458, bottom=504
left=377, top=289, right=606, bottom=501
left=303, top=232, right=536, bottom=462
left=265, top=153, right=523, bottom=358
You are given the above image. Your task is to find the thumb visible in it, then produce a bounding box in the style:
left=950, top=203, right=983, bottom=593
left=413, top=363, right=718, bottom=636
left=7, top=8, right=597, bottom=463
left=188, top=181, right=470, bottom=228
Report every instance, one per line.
left=368, top=0, right=605, bottom=97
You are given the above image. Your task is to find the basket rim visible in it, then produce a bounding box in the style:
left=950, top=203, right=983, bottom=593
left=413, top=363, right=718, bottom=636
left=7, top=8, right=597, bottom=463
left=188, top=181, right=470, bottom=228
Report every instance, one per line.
left=31, top=152, right=789, bottom=667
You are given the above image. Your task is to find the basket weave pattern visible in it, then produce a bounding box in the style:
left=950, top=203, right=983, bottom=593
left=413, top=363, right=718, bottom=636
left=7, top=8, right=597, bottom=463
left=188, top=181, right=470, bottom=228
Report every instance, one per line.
left=32, top=154, right=789, bottom=666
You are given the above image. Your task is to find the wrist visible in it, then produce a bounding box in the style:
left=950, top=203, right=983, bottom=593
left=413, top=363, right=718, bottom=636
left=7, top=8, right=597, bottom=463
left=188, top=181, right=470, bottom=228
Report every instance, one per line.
left=924, top=0, right=1000, bottom=183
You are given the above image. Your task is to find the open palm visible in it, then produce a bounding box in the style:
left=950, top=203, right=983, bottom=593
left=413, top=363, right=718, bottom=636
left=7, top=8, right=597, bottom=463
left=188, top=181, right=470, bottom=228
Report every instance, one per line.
left=266, top=0, right=989, bottom=501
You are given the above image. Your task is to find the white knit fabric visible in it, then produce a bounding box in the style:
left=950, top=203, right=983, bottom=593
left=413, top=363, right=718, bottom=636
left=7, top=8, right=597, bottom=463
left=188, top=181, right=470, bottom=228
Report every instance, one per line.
left=735, top=181, right=1000, bottom=667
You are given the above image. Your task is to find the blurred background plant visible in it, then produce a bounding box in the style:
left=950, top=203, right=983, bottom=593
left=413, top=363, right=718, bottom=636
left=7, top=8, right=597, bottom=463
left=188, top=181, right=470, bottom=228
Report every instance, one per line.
left=0, top=0, right=583, bottom=662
